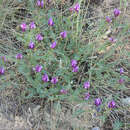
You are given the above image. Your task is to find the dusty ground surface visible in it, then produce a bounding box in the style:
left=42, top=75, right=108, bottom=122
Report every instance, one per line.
left=0, top=93, right=101, bottom=130
left=0, top=0, right=129, bottom=130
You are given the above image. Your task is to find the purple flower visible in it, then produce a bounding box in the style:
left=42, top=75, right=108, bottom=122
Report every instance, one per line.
left=60, top=89, right=67, bottom=94
left=120, top=68, right=124, bottom=75
left=84, top=81, right=90, bottom=89
left=20, top=22, right=27, bottom=32
left=1, top=56, right=6, bottom=62
left=29, top=22, right=36, bottom=29
left=119, top=78, right=124, bottom=84
left=34, top=65, right=43, bottom=72
left=0, top=67, right=5, bottom=75
left=16, top=53, right=23, bottom=59
left=48, top=18, right=54, bottom=26
left=60, top=31, right=67, bottom=39
left=36, top=0, right=41, bottom=7
left=51, top=77, right=58, bottom=84
left=69, top=8, right=74, bottom=12
left=36, top=0, right=43, bottom=8
left=95, top=98, right=102, bottom=106
left=71, top=59, right=77, bottom=68
left=74, top=3, right=80, bottom=13
left=109, top=37, right=117, bottom=43
left=72, top=66, right=79, bottom=72
left=106, top=16, right=112, bottom=23
left=29, top=41, right=35, bottom=49
left=50, top=41, right=57, bottom=49
left=42, top=74, right=49, bottom=82
left=36, top=34, right=43, bottom=41
left=108, top=100, right=116, bottom=108
left=84, top=92, right=90, bottom=100
left=41, top=0, right=44, bottom=8
left=114, top=8, right=121, bottom=17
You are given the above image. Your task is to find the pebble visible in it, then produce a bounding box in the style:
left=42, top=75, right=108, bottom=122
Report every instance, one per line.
left=122, top=97, right=130, bottom=105
left=92, top=127, right=100, bottom=130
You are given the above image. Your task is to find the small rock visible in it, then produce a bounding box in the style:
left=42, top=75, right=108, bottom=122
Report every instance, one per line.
left=92, top=127, right=100, bottom=130
left=32, top=105, right=41, bottom=115
left=122, top=97, right=130, bottom=105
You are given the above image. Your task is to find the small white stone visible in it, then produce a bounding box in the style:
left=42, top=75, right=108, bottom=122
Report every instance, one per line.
left=92, top=127, right=100, bottom=130
left=122, top=97, right=130, bottom=105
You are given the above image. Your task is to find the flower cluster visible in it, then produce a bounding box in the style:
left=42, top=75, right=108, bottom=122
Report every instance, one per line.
left=94, top=98, right=116, bottom=109
left=33, top=65, right=58, bottom=84
left=18, top=10, right=71, bottom=94
left=34, top=65, right=43, bottom=72
left=60, top=89, right=67, bottom=94
left=0, top=67, right=5, bottom=75
left=108, top=100, right=116, bottom=108
left=16, top=53, right=23, bottom=59
left=109, top=37, right=117, bottom=43
left=84, top=81, right=90, bottom=100
left=84, top=81, right=90, bottom=89
left=119, top=67, right=125, bottom=84
left=51, top=77, right=58, bottom=84
left=60, top=31, right=67, bottom=39
left=114, top=8, right=121, bottom=17
left=36, top=34, right=43, bottom=41
left=83, top=81, right=116, bottom=109
left=2, top=6, right=123, bottom=112
left=71, top=59, right=79, bottom=72
left=0, top=56, right=6, bottom=75
left=20, top=22, right=27, bottom=32
left=106, top=8, right=120, bottom=23
left=20, top=21, right=36, bottom=32
left=36, top=0, right=44, bottom=8
left=95, top=98, right=101, bottom=106
left=120, top=68, right=124, bottom=75
left=105, top=9, right=121, bottom=44
left=69, top=3, right=80, bottom=13
left=29, top=22, right=36, bottom=29
left=50, top=41, right=57, bottom=49
left=29, top=41, right=35, bottom=49
left=48, top=18, right=54, bottom=26
left=42, top=74, right=49, bottom=82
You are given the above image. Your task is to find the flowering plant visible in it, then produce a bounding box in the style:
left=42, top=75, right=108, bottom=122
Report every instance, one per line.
left=0, top=2, right=129, bottom=127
